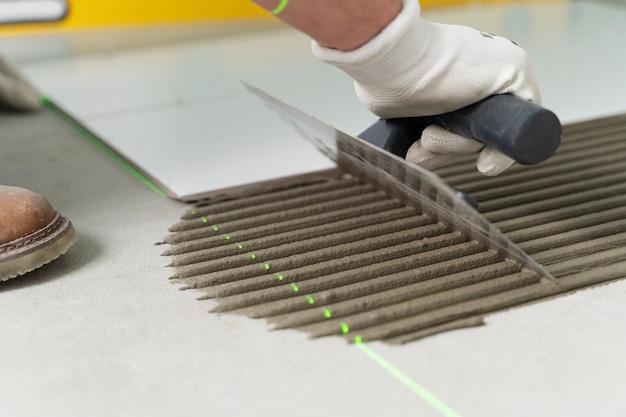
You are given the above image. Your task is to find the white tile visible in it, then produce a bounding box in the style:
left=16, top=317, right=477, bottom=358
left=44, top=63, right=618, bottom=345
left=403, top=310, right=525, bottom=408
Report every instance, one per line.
left=20, top=28, right=375, bottom=199
left=14, top=1, right=626, bottom=199
left=86, top=94, right=337, bottom=198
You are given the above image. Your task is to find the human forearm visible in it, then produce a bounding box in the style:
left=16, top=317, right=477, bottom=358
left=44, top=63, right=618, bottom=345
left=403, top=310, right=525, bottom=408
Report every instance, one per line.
left=252, top=0, right=402, bottom=51
left=253, top=0, right=541, bottom=176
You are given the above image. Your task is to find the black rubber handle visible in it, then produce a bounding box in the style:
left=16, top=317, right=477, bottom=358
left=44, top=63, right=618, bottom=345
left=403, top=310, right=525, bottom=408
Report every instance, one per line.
left=358, top=94, right=562, bottom=165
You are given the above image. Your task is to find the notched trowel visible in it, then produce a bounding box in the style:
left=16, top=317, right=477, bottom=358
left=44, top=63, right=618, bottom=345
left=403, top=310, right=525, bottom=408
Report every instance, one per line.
left=244, top=82, right=561, bottom=284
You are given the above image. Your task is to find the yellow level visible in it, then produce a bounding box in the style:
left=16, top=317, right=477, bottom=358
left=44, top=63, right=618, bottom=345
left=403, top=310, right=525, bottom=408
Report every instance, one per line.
left=1, top=0, right=566, bottom=36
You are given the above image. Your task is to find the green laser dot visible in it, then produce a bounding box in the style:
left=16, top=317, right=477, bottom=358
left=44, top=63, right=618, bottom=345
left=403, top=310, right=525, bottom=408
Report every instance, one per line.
left=275, top=273, right=284, bottom=281
left=250, top=253, right=256, bottom=259
left=306, top=295, right=315, bottom=305
left=340, top=322, right=350, bottom=334
left=291, top=284, right=299, bottom=293
left=224, top=234, right=231, bottom=240
left=191, top=210, right=196, bottom=215
left=354, top=336, right=363, bottom=345
left=212, top=225, right=219, bottom=231
left=236, top=243, right=243, bottom=250
left=263, top=263, right=271, bottom=271
left=201, top=217, right=207, bottom=223
left=323, top=308, right=332, bottom=319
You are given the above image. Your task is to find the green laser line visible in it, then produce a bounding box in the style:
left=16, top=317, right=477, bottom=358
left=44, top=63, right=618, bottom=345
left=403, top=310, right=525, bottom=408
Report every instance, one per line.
left=195, top=215, right=461, bottom=417
left=43, top=97, right=168, bottom=199
left=355, top=340, right=463, bottom=417
left=191, top=222, right=460, bottom=417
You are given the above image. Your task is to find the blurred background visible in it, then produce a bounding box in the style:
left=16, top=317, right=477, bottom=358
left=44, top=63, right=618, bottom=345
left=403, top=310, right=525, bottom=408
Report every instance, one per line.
left=1, top=0, right=568, bottom=35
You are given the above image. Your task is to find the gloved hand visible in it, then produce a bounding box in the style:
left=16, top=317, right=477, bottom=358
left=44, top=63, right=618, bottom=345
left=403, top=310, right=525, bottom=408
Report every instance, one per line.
left=0, top=56, right=42, bottom=112
left=312, top=0, right=541, bottom=176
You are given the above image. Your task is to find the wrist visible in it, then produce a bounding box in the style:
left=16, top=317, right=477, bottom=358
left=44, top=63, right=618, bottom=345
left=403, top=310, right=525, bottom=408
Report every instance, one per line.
left=256, top=0, right=402, bottom=51
left=311, top=0, right=431, bottom=103
left=315, top=0, right=403, bottom=51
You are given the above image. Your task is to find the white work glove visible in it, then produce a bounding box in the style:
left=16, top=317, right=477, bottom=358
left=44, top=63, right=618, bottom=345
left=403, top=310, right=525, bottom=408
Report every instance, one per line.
left=312, top=0, right=541, bottom=176
left=0, top=56, right=42, bottom=111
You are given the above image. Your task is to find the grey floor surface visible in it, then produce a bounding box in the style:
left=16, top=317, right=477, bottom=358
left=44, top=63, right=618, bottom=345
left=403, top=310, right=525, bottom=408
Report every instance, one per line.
left=2, top=2, right=626, bottom=417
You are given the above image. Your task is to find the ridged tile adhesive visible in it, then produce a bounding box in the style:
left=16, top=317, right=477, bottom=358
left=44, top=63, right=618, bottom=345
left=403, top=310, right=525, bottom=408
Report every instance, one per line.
left=162, top=92, right=625, bottom=344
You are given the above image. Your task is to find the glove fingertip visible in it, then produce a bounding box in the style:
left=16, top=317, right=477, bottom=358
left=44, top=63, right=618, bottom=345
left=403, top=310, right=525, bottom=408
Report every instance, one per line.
left=476, top=148, right=515, bottom=176
left=405, top=141, right=434, bottom=165
left=421, top=125, right=484, bottom=154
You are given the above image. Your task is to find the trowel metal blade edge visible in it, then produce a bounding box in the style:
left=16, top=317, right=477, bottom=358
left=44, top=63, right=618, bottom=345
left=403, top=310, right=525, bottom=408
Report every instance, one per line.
left=243, top=82, right=558, bottom=285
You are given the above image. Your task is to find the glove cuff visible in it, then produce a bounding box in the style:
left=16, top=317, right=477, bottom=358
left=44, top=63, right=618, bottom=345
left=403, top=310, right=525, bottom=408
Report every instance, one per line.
left=311, top=0, right=441, bottom=110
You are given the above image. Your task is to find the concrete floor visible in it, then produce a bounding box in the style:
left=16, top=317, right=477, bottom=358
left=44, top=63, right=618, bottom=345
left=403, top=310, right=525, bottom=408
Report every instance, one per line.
left=2, top=2, right=626, bottom=416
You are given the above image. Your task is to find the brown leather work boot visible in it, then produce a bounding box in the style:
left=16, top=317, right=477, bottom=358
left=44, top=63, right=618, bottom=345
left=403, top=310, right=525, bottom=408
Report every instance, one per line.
left=0, top=185, right=76, bottom=281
